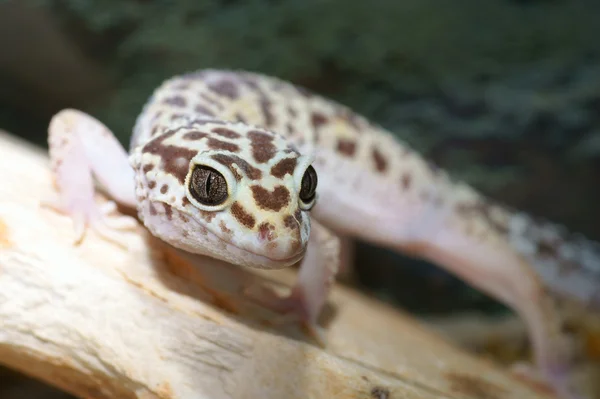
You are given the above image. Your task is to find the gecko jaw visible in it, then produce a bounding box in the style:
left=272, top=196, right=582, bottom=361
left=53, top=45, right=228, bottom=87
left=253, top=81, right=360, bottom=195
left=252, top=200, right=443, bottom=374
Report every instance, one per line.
left=197, top=222, right=307, bottom=269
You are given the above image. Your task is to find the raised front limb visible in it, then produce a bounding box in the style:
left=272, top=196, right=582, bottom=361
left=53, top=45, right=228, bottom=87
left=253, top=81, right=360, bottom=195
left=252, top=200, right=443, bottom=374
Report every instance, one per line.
left=47, top=109, right=138, bottom=243
left=245, top=218, right=340, bottom=343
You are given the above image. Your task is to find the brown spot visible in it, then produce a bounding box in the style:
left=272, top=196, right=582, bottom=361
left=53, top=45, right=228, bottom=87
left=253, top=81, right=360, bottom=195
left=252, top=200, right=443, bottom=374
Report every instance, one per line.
left=151, top=125, right=159, bottom=136
left=164, top=96, right=187, bottom=107
left=160, top=184, right=168, bottom=194
left=400, top=173, right=411, bottom=190
left=455, top=199, right=509, bottom=236
left=207, top=138, right=240, bottom=152
left=240, top=76, right=274, bottom=127
left=284, top=215, right=297, bottom=229
left=248, top=130, right=276, bottom=163
left=372, top=147, right=388, bottom=173
left=370, top=387, right=390, bottom=399
left=173, top=82, right=190, bottom=91
left=207, top=79, right=239, bottom=99
left=266, top=242, right=278, bottom=251
left=182, top=197, right=191, bottom=207
left=188, top=118, right=226, bottom=127
left=148, top=181, right=156, bottom=189
left=260, top=98, right=274, bottom=127
left=212, top=127, right=241, bottom=139
left=143, top=131, right=197, bottom=184
left=164, top=204, right=173, bottom=220
left=183, top=131, right=208, bottom=140
left=337, top=139, right=356, bottom=156
left=142, top=164, right=154, bottom=173
left=311, top=112, right=328, bottom=129
left=270, top=158, right=297, bottom=178
left=169, top=113, right=186, bottom=121
left=258, top=222, right=276, bottom=241
left=231, top=202, right=255, bottom=229
left=219, top=220, right=232, bottom=234
left=179, top=213, right=189, bottom=223
left=446, top=372, right=507, bottom=399
left=211, top=154, right=262, bottom=180
left=197, top=211, right=215, bottom=223
left=537, top=239, right=559, bottom=259
left=182, top=230, right=189, bottom=238
left=194, top=104, right=215, bottom=116
left=251, top=185, right=290, bottom=212
left=149, top=202, right=157, bottom=216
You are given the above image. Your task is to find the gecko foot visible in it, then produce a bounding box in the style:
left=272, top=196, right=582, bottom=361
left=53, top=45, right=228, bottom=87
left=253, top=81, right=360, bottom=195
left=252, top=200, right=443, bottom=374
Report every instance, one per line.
left=41, top=197, right=138, bottom=247
left=243, top=283, right=326, bottom=346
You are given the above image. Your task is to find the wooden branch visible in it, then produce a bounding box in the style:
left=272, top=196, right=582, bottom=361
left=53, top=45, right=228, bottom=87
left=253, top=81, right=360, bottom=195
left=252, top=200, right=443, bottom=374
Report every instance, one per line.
left=0, top=131, right=553, bottom=399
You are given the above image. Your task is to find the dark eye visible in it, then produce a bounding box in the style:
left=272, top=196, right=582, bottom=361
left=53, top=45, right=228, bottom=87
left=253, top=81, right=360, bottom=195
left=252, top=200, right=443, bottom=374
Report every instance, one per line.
left=299, top=165, right=318, bottom=203
left=189, top=165, right=228, bottom=206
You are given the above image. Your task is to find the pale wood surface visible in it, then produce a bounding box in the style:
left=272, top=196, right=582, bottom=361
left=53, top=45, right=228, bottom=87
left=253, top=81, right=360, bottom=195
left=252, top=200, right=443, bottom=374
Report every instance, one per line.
left=0, top=131, right=552, bottom=399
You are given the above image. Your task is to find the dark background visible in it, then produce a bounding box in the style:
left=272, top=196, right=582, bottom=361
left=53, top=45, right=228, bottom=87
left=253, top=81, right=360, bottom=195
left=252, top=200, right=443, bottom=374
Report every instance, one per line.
left=1, top=0, right=599, bottom=397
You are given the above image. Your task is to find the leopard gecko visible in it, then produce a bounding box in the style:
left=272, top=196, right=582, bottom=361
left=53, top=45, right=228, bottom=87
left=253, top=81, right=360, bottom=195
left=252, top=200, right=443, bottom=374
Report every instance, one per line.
left=47, top=69, right=600, bottom=399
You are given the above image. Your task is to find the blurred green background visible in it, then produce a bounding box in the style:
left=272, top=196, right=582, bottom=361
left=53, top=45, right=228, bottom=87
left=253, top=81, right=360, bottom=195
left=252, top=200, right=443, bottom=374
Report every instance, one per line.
left=1, top=0, right=599, bottom=397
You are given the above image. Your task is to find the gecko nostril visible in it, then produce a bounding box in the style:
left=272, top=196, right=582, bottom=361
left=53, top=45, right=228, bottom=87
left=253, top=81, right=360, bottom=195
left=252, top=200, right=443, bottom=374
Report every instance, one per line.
left=258, top=222, right=276, bottom=241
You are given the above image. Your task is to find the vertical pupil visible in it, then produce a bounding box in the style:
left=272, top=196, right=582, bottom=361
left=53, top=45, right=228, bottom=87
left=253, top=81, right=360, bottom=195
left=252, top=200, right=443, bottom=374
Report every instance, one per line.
left=190, top=166, right=228, bottom=206
left=205, top=172, right=213, bottom=196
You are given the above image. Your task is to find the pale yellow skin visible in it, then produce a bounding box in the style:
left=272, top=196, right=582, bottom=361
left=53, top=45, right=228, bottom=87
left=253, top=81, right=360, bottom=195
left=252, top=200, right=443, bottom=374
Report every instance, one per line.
left=47, top=69, right=599, bottom=399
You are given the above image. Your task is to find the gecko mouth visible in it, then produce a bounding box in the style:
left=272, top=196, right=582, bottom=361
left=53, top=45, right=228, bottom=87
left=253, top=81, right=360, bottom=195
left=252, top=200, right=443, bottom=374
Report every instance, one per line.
left=154, top=200, right=308, bottom=269
left=203, top=224, right=307, bottom=269
left=241, top=246, right=306, bottom=269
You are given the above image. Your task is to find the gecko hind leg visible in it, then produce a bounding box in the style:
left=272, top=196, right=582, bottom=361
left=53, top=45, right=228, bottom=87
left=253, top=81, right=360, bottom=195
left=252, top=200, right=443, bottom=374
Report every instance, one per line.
left=47, top=109, right=138, bottom=245
left=244, top=218, right=340, bottom=346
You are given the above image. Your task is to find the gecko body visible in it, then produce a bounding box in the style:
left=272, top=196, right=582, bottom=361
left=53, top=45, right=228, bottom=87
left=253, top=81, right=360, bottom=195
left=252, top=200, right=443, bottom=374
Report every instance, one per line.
left=48, top=69, right=599, bottom=399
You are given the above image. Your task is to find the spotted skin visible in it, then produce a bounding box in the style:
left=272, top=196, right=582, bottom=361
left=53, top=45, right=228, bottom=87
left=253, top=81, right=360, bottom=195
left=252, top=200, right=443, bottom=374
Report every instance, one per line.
left=48, top=69, right=598, bottom=399
left=130, top=119, right=312, bottom=269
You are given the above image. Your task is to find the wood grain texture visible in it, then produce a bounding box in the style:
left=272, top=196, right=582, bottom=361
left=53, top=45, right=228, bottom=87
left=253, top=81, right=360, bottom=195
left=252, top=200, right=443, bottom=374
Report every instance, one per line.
left=0, top=131, right=552, bottom=398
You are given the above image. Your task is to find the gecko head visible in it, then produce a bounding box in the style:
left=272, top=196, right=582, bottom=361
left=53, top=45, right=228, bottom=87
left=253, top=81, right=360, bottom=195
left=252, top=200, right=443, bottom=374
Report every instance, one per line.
left=130, top=121, right=317, bottom=269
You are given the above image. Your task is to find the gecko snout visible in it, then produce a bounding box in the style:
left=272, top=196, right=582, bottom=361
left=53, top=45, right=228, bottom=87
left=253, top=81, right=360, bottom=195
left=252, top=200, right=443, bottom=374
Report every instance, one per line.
left=250, top=211, right=309, bottom=264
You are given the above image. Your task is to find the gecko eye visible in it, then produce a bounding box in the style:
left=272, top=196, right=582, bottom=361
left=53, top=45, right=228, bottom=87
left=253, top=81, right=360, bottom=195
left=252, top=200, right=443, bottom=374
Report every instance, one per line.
left=189, top=165, right=228, bottom=206
left=298, top=165, right=318, bottom=208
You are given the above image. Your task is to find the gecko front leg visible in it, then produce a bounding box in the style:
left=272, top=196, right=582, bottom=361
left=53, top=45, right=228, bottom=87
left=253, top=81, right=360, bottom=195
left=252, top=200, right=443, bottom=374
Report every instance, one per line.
left=47, top=109, right=138, bottom=243
left=245, top=218, right=340, bottom=344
